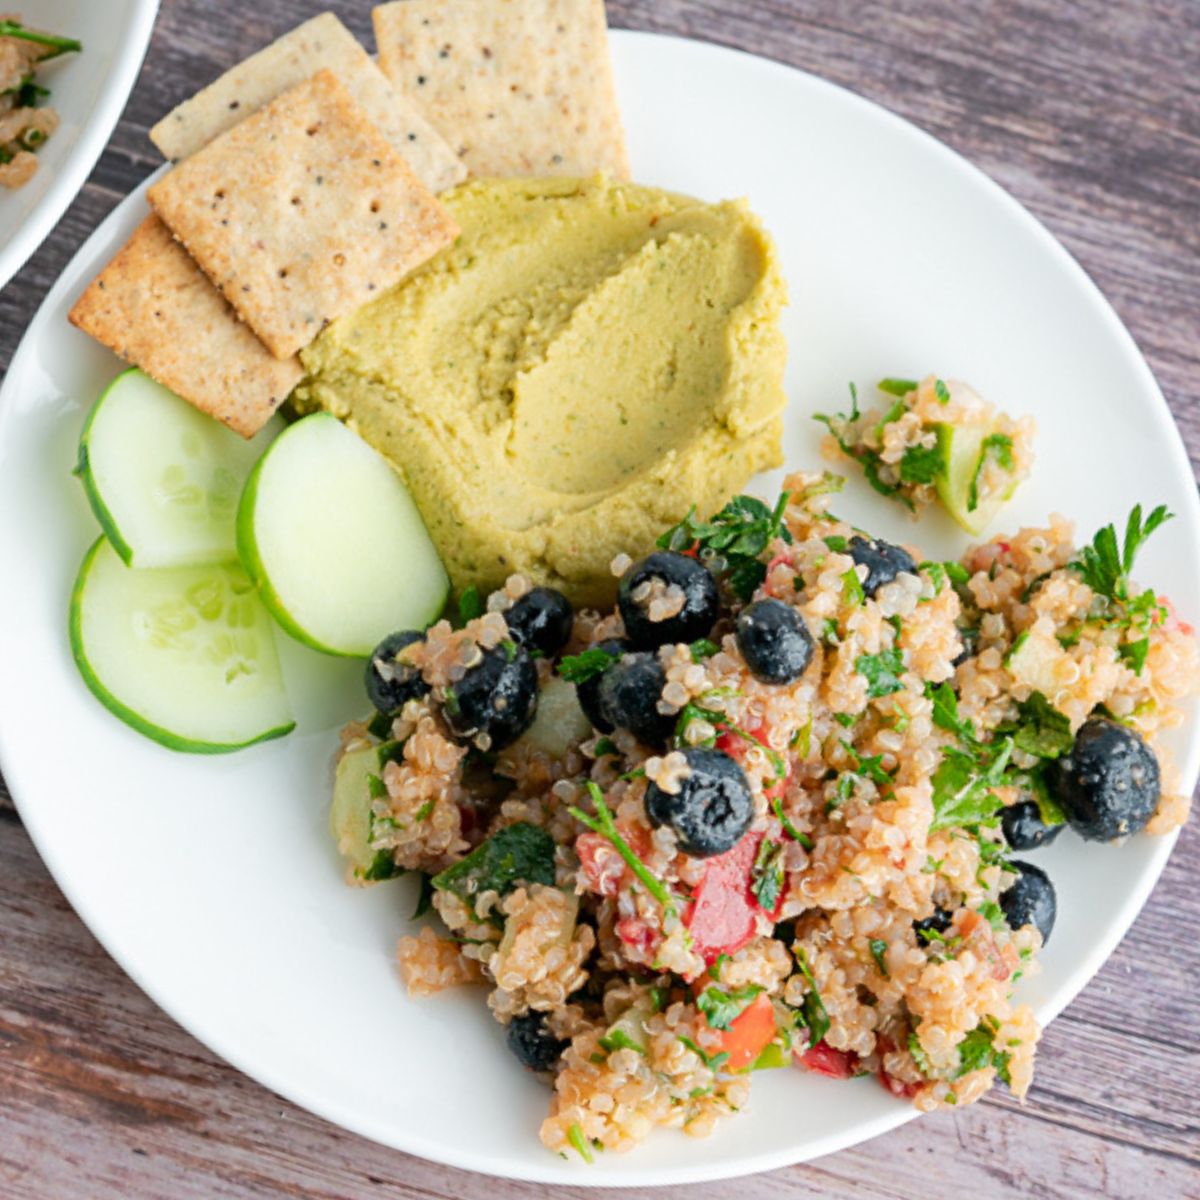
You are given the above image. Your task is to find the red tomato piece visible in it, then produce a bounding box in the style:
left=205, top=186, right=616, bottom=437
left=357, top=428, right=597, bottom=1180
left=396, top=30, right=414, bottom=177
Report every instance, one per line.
left=684, top=831, right=764, bottom=966
left=714, top=992, right=777, bottom=1071
left=796, top=1040, right=857, bottom=1079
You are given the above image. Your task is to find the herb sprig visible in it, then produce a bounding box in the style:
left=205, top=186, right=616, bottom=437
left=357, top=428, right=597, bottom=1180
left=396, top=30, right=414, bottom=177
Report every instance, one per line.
left=1073, top=504, right=1173, bottom=602
left=658, top=492, right=793, bottom=600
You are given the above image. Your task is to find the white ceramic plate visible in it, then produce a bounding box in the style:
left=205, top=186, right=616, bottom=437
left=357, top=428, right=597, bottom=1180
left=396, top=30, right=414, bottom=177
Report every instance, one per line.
left=1, top=31, right=1197, bottom=1187
left=0, top=0, right=158, bottom=291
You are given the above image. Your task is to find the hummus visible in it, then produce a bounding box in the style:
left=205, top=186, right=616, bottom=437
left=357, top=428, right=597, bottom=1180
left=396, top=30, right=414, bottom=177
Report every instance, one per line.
left=298, top=175, right=787, bottom=605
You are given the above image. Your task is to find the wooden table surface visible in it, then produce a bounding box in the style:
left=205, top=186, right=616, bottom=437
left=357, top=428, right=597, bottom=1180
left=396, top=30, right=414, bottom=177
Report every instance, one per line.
left=2, top=2, right=1198, bottom=1196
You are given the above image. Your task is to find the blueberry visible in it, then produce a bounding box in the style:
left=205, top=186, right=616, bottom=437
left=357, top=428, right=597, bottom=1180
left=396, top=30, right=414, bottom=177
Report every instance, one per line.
left=365, top=630, right=428, bottom=715
left=442, top=643, right=538, bottom=751
left=1049, top=717, right=1160, bottom=842
left=574, top=638, right=630, bottom=732
left=505, top=1012, right=566, bottom=1073
left=596, top=651, right=674, bottom=746
left=999, top=861, right=1057, bottom=944
left=736, top=598, right=815, bottom=685
left=506, top=587, right=574, bottom=659
left=848, top=536, right=917, bottom=598
left=618, top=551, right=720, bottom=650
left=912, top=906, right=953, bottom=943
left=644, top=747, right=753, bottom=858
left=1001, top=800, right=1065, bottom=852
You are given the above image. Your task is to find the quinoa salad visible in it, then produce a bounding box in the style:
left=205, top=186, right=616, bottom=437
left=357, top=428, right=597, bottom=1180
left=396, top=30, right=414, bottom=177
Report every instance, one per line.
left=333, top=469, right=1198, bottom=1161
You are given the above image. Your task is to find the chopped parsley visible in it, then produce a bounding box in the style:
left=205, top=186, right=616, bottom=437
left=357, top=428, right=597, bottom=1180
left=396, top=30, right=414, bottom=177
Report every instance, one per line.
left=842, top=568, right=866, bottom=608
left=929, top=738, right=1013, bottom=831
left=793, top=947, right=830, bottom=1047
left=907, top=1031, right=931, bottom=1074
left=1119, top=637, right=1151, bottom=675
left=869, top=938, right=889, bottom=977
left=677, top=1035, right=730, bottom=1072
left=750, top=838, right=785, bottom=911
left=598, top=1028, right=646, bottom=1055
left=592, top=736, right=619, bottom=758
left=1006, top=692, right=1073, bottom=760
left=878, top=377, right=918, bottom=397
left=900, top=442, right=944, bottom=485
left=431, top=822, right=556, bottom=918
left=833, top=712, right=856, bottom=728
left=841, top=740, right=892, bottom=785
left=696, top=983, right=764, bottom=1031
left=456, top=585, right=483, bottom=623
left=772, top=796, right=814, bottom=848
left=690, top=638, right=720, bottom=661
left=1073, top=503, right=1173, bottom=602
left=954, top=1019, right=1012, bottom=1086
left=855, top=648, right=906, bottom=698
left=824, top=534, right=849, bottom=553
left=657, top=491, right=793, bottom=601
left=377, top=739, right=406, bottom=768
left=558, top=644, right=621, bottom=683
left=935, top=378, right=951, bottom=404
left=357, top=850, right=402, bottom=882
left=411, top=872, right=434, bottom=919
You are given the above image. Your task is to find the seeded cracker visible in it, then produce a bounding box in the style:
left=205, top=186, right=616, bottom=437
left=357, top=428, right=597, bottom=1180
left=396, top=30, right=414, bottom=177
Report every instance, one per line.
left=68, top=215, right=302, bottom=438
left=148, top=12, right=465, bottom=194
left=372, top=0, right=629, bottom=180
left=148, top=70, right=460, bottom=361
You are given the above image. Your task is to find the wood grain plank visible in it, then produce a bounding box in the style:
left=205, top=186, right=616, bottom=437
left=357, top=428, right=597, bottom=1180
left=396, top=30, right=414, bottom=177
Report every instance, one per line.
left=1, top=1, right=1198, bottom=1196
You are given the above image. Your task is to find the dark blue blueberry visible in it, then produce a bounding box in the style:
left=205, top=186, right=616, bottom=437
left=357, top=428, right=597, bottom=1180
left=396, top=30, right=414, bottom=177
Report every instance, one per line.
left=365, top=630, right=428, bottom=715
left=442, top=643, right=538, bottom=751
left=912, top=906, right=954, bottom=943
left=1001, top=800, right=1065, bottom=851
left=505, top=1012, right=567, bottom=1072
left=644, top=747, right=753, bottom=858
left=575, top=637, right=629, bottom=732
left=596, top=651, right=673, bottom=746
left=848, top=536, right=917, bottom=598
left=999, top=861, right=1057, bottom=944
left=1049, top=717, right=1160, bottom=842
left=618, top=551, right=720, bottom=650
left=506, top=587, right=574, bottom=659
left=736, top=598, right=815, bottom=684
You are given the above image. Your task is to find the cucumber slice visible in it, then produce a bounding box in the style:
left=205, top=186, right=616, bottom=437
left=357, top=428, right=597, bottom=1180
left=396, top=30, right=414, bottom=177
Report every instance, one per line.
left=70, top=537, right=295, bottom=753
left=933, top=421, right=1018, bottom=535
left=331, top=742, right=401, bottom=883
left=75, top=369, right=280, bottom=567
left=1005, top=626, right=1067, bottom=696
left=236, top=413, right=449, bottom=657
left=518, top=676, right=593, bottom=758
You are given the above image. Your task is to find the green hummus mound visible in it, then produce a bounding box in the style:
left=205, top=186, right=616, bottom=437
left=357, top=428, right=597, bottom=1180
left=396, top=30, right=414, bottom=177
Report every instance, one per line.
left=297, top=175, right=788, bottom=607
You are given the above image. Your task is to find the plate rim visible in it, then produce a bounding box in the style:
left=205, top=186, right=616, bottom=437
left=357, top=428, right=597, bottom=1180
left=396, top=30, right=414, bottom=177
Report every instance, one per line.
left=0, top=27, right=1196, bottom=1186
left=0, top=0, right=161, bottom=292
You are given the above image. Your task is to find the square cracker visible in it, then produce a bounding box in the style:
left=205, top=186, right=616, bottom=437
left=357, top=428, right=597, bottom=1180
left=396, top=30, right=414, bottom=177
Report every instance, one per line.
left=148, top=69, right=460, bottom=361
left=149, top=12, right=466, bottom=194
left=68, top=214, right=302, bottom=438
left=373, top=0, right=629, bottom=180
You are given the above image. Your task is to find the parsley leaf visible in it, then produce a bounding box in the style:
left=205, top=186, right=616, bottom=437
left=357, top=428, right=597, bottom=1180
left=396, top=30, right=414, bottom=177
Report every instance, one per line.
left=934, top=378, right=951, bottom=405
left=869, top=938, right=889, bottom=977
left=878, top=377, right=919, bottom=397
left=750, top=838, right=785, bottom=912
left=1009, top=692, right=1073, bottom=759
left=690, top=638, right=720, bottom=661
left=907, top=1031, right=931, bottom=1074
left=677, top=1035, right=730, bottom=1072
left=855, top=648, right=906, bottom=698
left=456, top=585, right=483, bottom=623
left=954, top=1020, right=1012, bottom=1086
left=1119, top=637, right=1150, bottom=675
left=696, top=983, right=764, bottom=1031
left=899, top=442, right=944, bottom=484
left=927, top=681, right=977, bottom=743
left=558, top=644, right=621, bottom=683
left=657, top=492, right=793, bottom=601
left=930, top=738, right=1013, bottom=831
left=793, top=947, right=830, bottom=1048
left=1073, top=503, right=1173, bottom=601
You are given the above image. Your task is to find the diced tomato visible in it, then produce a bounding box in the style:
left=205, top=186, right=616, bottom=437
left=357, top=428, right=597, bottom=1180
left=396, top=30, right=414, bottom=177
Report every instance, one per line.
left=615, top=916, right=657, bottom=956
left=796, top=1040, right=857, bottom=1079
left=711, top=992, right=777, bottom=1071
left=684, top=831, right=765, bottom=966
